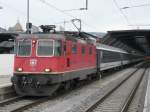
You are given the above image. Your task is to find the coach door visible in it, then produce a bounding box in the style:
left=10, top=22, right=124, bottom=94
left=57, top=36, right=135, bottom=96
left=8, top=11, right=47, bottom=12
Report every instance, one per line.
left=96, top=49, right=101, bottom=71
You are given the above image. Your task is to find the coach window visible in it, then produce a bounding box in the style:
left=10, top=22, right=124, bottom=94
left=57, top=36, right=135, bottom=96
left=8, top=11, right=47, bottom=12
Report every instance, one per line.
left=82, top=46, right=86, bottom=55
left=72, top=43, right=77, bottom=54
left=89, top=47, right=93, bottom=55
left=55, top=41, right=62, bottom=56
left=101, top=51, right=103, bottom=59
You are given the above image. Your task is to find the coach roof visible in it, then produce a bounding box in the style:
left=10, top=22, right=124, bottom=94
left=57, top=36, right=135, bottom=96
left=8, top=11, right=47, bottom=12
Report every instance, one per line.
left=96, top=43, right=128, bottom=54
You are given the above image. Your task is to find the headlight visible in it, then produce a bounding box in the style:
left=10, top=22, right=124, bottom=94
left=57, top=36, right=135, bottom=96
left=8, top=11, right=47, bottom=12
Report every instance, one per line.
left=17, top=68, right=23, bottom=72
left=32, top=40, right=36, bottom=44
left=45, top=68, right=51, bottom=72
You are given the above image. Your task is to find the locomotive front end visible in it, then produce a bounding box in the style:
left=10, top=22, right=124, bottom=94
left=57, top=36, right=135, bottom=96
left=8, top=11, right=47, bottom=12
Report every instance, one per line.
left=11, top=32, right=97, bottom=96
left=12, top=35, right=62, bottom=96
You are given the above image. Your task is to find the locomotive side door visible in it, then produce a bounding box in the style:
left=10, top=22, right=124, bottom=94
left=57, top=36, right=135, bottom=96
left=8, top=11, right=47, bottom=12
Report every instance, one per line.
left=64, top=41, right=71, bottom=68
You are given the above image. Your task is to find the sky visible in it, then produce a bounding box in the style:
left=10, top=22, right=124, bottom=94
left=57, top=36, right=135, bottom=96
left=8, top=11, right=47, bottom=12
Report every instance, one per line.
left=0, top=0, right=150, bottom=32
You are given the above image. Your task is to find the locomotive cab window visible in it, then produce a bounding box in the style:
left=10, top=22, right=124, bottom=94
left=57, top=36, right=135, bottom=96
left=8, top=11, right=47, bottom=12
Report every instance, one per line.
left=17, top=40, right=31, bottom=56
left=37, top=40, right=54, bottom=56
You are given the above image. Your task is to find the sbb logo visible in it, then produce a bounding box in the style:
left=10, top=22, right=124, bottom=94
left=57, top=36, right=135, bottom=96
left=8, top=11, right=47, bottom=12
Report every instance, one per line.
left=30, top=59, right=37, bottom=67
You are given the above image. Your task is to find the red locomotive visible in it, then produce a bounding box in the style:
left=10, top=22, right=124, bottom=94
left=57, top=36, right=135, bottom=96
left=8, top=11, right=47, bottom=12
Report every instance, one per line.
left=12, top=25, right=98, bottom=96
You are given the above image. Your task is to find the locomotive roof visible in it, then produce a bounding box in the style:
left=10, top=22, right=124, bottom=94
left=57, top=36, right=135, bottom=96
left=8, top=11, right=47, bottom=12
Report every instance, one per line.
left=16, top=32, right=95, bottom=45
left=96, top=43, right=128, bottom=54
left=17, top=33, right=66, bottom=39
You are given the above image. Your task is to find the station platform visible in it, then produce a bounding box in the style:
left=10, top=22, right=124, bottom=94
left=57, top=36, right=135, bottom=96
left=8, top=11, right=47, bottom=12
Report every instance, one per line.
left=0, top=75, right=11, bottom=87
left=0, top=75, right=14, bottom=101
left=143, top=69, right=150, bottom=112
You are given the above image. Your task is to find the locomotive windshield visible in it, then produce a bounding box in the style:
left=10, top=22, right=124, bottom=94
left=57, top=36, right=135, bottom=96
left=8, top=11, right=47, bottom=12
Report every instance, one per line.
left=17, top=40, right=31, bottom=56
left=37, top=40, right=54, bottom=56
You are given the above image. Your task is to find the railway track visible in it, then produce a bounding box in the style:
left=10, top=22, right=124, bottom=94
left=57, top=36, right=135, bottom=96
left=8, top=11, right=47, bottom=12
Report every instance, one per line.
left=0, top=63, right=145, bottom=112
left=0, top=95, right=51, bottom=112
left=0, top=80, right=97, bottom=112
left=84, top=67, right=147, bottom=112
left=0, top=96, right=24, bottom=106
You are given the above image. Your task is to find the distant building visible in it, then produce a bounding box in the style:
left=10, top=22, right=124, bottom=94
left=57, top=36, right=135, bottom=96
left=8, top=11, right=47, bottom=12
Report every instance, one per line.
left=8, top=20, right=24, bottom=33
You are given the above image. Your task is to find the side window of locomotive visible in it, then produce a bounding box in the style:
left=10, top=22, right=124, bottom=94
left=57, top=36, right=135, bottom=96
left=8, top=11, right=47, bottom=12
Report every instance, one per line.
left=89, top=47, right=93, bottom=55
left=37, top=40, right=54, bottom=56
left=64, top=42, right=66, bottom=56
left=55, top=41, right=62, bottom=56
left=18, top=40, right=31, bottom=56
left=72, top=43, right=77, bottom=54
left=82, top=46, right=86, bottom=55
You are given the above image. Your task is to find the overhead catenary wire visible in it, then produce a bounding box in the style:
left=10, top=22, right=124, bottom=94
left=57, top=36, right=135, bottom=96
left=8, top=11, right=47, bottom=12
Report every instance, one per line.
left=62, top=8, right=87, bottom=12
left=122, top=3, right=150, bottom=9
left=62, top=0, right=88, bottom=12
left=112, top=0, right=131, bottom=26
left=0, top=0, right=99, bottom=31
left=0, top=1, right=43, bottom=24
left=38, top=0, right=98, bottom=31
left=38, top=0, right=77, bottom=19
left=121, top=1, right=150, bottom=28
left=0, top=0, right=72, bottom=30
left=125, top=0, right=139, bottom=28
left=0, top=0, right=76, bottom=30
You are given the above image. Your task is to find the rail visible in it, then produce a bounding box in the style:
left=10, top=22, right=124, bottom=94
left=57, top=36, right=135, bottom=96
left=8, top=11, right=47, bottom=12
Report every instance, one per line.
left=85, top=65, right=146, bottom=112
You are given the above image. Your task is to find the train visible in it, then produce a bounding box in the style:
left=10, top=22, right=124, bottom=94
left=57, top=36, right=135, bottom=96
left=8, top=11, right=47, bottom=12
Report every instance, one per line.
left=11, top=25, right=142, bottom=96
left=97, top=44, right=142, bottom=71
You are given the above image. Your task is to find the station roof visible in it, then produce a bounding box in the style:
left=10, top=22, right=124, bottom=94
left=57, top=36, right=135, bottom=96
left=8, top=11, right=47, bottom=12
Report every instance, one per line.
left=0, top=33, right=17, bottom=53
left=0, top=33, right=17, bottom=41
left=102, top=30, right=150, bottom=55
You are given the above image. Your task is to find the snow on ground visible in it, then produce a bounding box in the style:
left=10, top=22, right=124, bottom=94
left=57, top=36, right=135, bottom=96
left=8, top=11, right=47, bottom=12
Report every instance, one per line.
left=0, top=54, right=14, bottom=76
